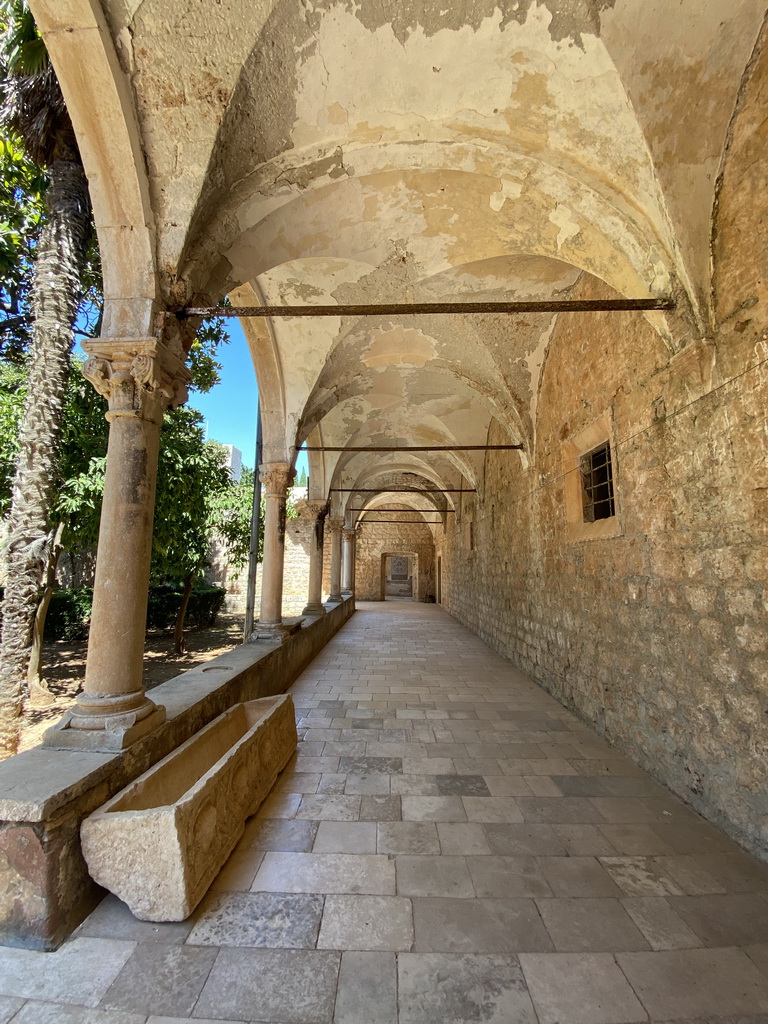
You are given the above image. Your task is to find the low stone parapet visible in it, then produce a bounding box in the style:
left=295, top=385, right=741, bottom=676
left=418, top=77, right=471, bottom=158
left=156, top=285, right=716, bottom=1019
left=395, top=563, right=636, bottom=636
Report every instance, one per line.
left=81, top=695, right=296, bottom=921
left=0, top=597, right=354, bottom=950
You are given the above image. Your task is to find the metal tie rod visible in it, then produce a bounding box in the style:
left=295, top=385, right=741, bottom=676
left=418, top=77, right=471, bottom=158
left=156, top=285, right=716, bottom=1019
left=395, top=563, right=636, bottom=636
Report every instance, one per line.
left=179, top=298, right=674, bottom=319
left=358, top=519, right=445, bottom=524
left=306, top=444, right=524, bottom=452
left=331, top=488, right=475, bottom=493
left=348, top=507, right=455, bottom=512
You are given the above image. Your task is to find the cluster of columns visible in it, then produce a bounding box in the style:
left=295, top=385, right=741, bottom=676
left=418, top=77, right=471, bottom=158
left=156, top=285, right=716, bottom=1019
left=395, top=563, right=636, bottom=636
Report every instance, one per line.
left=44, top=336, right=356, bottom=751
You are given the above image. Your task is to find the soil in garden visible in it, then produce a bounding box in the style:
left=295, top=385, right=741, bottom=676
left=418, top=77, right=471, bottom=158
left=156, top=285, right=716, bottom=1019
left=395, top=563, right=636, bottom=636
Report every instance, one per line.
left=19, top=613, right=245, bottom=752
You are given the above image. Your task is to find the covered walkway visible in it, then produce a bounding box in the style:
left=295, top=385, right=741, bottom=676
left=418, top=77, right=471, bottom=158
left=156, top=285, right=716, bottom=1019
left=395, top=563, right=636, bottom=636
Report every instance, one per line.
left=0, top=602, right=767, bottom=1022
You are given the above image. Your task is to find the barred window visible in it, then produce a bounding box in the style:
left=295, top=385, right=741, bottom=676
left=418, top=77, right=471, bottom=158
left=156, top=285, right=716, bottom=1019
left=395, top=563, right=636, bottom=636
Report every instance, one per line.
left=580, top=441, right=615, bottom=522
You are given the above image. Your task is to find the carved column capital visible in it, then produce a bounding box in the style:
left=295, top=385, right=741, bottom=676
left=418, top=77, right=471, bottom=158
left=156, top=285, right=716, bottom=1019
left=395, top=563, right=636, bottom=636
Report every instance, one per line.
left=259, top=462, right=294, bottom=497
left=304, top=500, right=329, bottom=521
left=82, top=337, right=191, bottom=423
left=342, top=526, right=356, bottom=540
left=327, top=516, right=344, bottom=535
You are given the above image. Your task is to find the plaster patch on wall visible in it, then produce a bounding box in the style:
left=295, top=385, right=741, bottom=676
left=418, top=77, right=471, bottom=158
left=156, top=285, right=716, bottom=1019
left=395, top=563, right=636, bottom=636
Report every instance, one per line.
left=549, top=204, right=582, bottom=250
left=490, top=178, right=524, bottom=213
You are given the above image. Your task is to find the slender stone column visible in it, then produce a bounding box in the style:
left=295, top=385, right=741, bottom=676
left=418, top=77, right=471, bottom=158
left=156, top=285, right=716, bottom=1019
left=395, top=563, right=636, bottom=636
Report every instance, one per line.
left=302, top=501, right=328, bottom=616
left=341, top=527, right=356, bottom=596
left=46, top=338, right=190, bottom=750
left=256, top=462, right=294, bottom=637
left=327, top=517, right=344, bottom=603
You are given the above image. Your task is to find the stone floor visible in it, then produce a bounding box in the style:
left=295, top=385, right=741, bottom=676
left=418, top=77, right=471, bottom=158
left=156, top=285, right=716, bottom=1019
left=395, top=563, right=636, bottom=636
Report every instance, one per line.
left=1, top=601, right=768, bottom=1024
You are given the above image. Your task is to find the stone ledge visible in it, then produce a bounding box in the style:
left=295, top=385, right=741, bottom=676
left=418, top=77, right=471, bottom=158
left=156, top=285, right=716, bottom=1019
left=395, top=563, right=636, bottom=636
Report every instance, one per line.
left=0, top=598, right=354, bottom=950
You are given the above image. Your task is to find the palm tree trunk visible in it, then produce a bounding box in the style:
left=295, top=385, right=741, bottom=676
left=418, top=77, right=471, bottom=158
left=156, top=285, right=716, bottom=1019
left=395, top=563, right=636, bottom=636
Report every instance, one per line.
left=0, top=159, right=91, bottom=758
left=26, top=520, right=64, bottom=706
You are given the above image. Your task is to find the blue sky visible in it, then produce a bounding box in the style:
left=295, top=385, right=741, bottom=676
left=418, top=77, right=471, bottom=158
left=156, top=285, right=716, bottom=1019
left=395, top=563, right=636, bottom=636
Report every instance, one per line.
left=188, top=319, right=308, bottom=477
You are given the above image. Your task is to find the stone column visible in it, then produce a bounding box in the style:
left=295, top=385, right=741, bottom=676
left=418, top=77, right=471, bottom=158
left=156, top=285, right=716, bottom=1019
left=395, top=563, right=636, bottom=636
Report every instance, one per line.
left=302, top=501, right=328, bottom=616
left=46, top=338, right=190, bottom=751
left=327, top=517, right=343, bottom=603
left=255, top=462, right=294, bottom=638
left=341, top=526, right=356, bottom=596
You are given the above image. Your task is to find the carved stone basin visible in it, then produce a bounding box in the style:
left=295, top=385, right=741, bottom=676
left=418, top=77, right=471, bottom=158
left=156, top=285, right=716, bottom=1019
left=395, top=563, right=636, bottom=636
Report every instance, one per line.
left=80, top=694, right=296, bottom=921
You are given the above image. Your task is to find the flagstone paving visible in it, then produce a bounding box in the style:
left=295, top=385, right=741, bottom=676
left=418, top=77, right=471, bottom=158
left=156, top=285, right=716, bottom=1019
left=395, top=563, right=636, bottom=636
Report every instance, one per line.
left=1, top=601, right=767, bottom=1022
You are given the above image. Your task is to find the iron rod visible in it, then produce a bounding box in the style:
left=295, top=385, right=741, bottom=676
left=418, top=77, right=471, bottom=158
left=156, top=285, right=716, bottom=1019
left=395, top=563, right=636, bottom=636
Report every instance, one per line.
left=305, top=444, right=523, bottom=452
left=357, top=519, right=444, bottom=524
left=348, top=507, right=455, bottom=512
left=179, top=298, right=674, bottom=319
left=331, top=488, right=475, bottom=493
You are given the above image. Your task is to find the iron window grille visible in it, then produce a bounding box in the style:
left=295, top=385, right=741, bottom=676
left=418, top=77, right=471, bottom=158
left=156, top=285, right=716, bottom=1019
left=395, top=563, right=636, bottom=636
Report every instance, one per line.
left=580, top=441, right=615, bottom=522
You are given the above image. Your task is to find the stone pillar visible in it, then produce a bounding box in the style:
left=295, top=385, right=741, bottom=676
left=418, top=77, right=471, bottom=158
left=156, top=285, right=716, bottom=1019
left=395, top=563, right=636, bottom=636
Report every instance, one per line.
left=341, top=526, right=356, bottom=596
left=256, top=462, right=294, bottom=638
left=327, top=517, right=343, bottom=603
left=46, top=338, right=190, bottom=751
left=302, top=501, right=328, bottom=616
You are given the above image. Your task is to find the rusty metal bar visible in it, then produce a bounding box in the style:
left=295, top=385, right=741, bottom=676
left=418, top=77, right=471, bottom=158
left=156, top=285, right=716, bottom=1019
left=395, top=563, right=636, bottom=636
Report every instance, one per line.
left=348, top=507, right=455, bottom=512
left=357, top=519, right=444, bottom=524
left=179, top=298, right=674, bottom=319
left=306, top=444, right=524, bottom=452
left=331, top=488, right=475, bottom=493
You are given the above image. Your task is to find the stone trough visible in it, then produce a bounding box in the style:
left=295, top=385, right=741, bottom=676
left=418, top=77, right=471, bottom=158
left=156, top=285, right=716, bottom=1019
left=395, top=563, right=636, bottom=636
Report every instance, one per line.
left=80, top=694, right=296, bottom=921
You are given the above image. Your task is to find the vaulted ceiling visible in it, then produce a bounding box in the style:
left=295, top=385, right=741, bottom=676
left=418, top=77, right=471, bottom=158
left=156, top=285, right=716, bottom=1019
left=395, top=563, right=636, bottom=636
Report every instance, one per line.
left=33, top=0, right=766, bottom=520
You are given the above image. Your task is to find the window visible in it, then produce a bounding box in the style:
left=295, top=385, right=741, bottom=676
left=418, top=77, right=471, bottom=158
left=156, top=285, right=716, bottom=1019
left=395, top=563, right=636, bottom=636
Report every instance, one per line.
left=580, top=442, right=615, bottom=522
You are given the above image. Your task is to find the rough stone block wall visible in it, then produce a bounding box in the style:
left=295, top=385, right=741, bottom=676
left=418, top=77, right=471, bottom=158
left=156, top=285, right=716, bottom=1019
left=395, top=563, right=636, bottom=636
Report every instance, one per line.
left=442, top=264, right=767, bottom=857
left=354, top=510, right=437, bottom=601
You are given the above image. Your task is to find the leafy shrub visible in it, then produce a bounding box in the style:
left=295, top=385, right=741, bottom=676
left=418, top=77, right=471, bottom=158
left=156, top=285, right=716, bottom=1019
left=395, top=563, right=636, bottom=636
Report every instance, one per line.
left=146, top=582, right=226, bottom=632
left=43, top=588, right=93, bottom=641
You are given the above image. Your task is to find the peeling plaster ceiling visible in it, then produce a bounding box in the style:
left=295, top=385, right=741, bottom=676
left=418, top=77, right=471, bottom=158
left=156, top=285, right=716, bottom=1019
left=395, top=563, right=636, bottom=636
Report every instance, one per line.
left=36, top=0, right=766, bottom=511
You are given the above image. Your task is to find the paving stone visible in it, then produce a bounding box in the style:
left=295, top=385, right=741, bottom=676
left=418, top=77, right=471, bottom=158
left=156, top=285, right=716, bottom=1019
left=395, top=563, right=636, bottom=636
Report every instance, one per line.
left=654, top=854, right=727, bottom=894
left=517, top=796, right=606, bottom=823
left=617, top=948, right=768, bottom=1018
left=296, top=794, right=361, bottom=820
left=436, top=822, right=492, bottom=855
left=253, top=852, right=396, bottom=895
left=466, top=854, right=552, bottom=897
left=401, top=796, right=467, bottom=821
left=396, top=855, right=474, bottom=898
left=255, top=791, right=302, bottom=819
left=334, top=951, right=398, bottom=1024
left=413, top=897, right=553, bottom=953
left=378, top=821, right=441, bottom=854
left=14, top=1008, right=145, bottom=1024
left=243, top=818, right=319, bottom=852
left=536, top=897, right=650, bottom=952
left=398, top=952, right=537, bottom=1024
left=519, top=952, right=648, bottom=1024
left=339, top=756, right=403, bottom=774
left=360, top=795, right=402, bottom=820
left=621, top=897, right=703, bottom=950
left=666, top=894, right=768, bottom=946
left=484, top=775, right=534, bottom=796
left=538, top=857, right=624, bottom=897
left=0, top=997, right=24, bottom=1024
left=484, top=822, right=568, bottom=856
left=100, top=944, right=217, bottom=1017
left=318, top=895, right=413, bottom=950
left=599, top=856, right=685, bottom=896
left=77, top=894, right=194, bottom=943
left=194, top=948, right=340, bottom=1023
left=344, top=772, right=391, bottom=794
left=435, top=774, right=490, bottom=796
left=462, top=796, right=524, bottom=822
left=0, top=937, right=135, bottom=1007
left=313, top=820, right=377, bottom=853
left=187, top=891, right=324, bottom=947
left=695, top=853, right=768, bottom=893
left=597, top=823, right=676, bottom=855
left=390, top=775, right=440, bottom=795
left=316, top=773, right=348, bottom=794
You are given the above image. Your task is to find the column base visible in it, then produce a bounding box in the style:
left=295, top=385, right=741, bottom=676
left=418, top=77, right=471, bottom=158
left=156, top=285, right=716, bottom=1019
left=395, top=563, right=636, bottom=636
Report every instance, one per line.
left=43, top=704, right=166, bottom=752
left=250, top=620, right=304, bottom=643
left=327, top=594, right=343, bottom=604
left=301, top=603, right=326, bottom=617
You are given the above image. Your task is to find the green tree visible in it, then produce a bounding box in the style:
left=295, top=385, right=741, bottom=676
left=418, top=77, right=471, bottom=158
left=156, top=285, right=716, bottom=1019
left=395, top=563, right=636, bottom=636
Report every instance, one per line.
left=0, top=0, right=96, bottom=749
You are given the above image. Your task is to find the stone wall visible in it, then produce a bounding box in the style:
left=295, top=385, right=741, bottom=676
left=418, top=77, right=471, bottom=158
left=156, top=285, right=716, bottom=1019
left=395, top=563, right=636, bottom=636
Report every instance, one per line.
left=354, top=511, right=436, bottom=602
left=441, top=253, right=767, bottom=857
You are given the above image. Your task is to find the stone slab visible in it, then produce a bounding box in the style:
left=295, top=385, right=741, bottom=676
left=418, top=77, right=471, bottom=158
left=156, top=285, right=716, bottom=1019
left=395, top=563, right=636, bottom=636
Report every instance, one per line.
left=81, top=696, right=297, bottom=921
